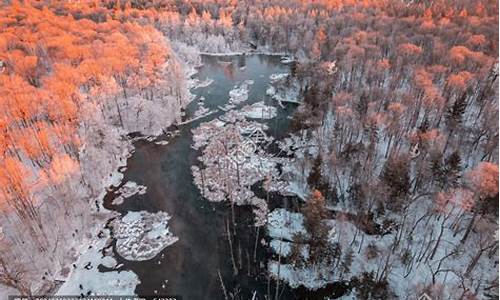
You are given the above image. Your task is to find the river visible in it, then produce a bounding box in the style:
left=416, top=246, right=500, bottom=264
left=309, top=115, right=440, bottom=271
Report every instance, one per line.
left=102, top=54, right=347, bottom=300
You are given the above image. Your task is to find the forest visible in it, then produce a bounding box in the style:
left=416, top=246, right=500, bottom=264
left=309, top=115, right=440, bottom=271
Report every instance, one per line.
left=0, top=0, right=498, bottom=299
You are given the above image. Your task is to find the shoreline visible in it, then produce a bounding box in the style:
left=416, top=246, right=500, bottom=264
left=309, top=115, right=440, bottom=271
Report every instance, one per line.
left=48, top=51, right=292, bottom=296
left=51, top=59, right=201, bottom=296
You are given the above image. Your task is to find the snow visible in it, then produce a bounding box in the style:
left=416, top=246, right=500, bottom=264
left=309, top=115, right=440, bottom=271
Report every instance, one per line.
left=191, top=118, right=228, bottom=150
left=56, top=229, right=139, bottom=296
left=262, top=90, right=498, bottom=298
left=191, top=106, right=289, bottom=225
left=280, top=56, right=296, bottom=64
left=266, top=208, right=339, bottom=290
left=193, top=78, right=214, bottom=89
left=267, top=86, right=301, bottom=105
left=266, top=208, right=350, bottom=292
left=229, top=83, right=250, bottom=104
left=155, top=140, right=170, bottom=145
left=113, top=211, right=178, bottom=261
left=266, top=74, right=302, bottom=106
left=266, top=86, right=276, bottom=96
left=269, top=73, right=289, bottom=83
left=267, top=208, right=306, bottom=241
left=270, top=239, right=293, bottom=257
left=178, top=110, right=217, bottom=125
left=268, top=261, right=334, bottom=290
left=193, top=103, right=210, bottom=118
left=240, top=101, right=277, bottom=119
left=112, top=181, right=147, bottom=205
left=218, top=103, right=236, bottom=111
left=265, top=188, right=498, bottom=298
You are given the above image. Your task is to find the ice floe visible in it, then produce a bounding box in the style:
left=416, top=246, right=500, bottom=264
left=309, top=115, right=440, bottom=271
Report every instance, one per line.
left=240, top=101, right=277, bottom=119
left=113, top=211, right=178, bottom=261
left=112, top=181, right=147, bottom=205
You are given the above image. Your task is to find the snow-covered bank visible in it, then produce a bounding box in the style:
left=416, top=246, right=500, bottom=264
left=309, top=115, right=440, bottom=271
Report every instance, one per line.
left=267, top=73, right=302, bottom=106
left=264, top=101, right=499, bottom=299
left=267, top=208, right=306, bottom=241
left=54, top=55, right=195, bottom=293
left=56, top=228, right=139, bottom=296
left=0, top=48, right=198, bottom=297
left=266, top=208, right=337, bottom=290
left=113, top=211, right=178, bottom=261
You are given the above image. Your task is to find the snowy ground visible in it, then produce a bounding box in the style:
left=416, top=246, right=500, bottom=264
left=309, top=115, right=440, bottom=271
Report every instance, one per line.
left=56, top=228, right=139, bottom=296
left=267, top=208, right=338, bottom=290
left=267, top=73, right=302, bottom=106
left=34, top=53, right=195, bottom=296
left=264, top=121, right=499, bottom=299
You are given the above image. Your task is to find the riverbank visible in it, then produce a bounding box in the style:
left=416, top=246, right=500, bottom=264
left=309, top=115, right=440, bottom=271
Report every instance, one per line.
left=93, top=54, right=300, bottom=299
left=47, top=55, right=196, bottom=295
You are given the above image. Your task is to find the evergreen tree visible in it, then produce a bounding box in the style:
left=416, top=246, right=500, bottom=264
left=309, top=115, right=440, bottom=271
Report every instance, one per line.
left=445, top=93, right=468, bottom=130
left=380, top=155, right=410, bottom=210
left=356, top=93, right=369, bottom=121
left=431, top=154, right=446, bottom=188
left=290, top=233, right=307, bottom=267
left=290, top=110, right=309, bottom=132
left=307, top=155, right=331, bottom=199
left=352, top=272, right=391, bottom=300
left=341, top=248, right=354, bottom=277
left=302, top=190, right=330, bottom=264
left=443, top=151, right=462, bottom=187
left=431, top=151, right=462, bottom=189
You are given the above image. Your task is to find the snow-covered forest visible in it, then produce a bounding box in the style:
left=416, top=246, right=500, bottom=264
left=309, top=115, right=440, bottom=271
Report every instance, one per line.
left=0, top=0, right=498, bottom=299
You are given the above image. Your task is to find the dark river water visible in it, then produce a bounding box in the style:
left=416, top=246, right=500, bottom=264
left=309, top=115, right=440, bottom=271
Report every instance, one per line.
left=102, top=54, right=347, bottom=300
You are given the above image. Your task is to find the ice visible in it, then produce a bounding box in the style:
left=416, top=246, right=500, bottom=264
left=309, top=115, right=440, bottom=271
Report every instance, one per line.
left=113, top=211, right=178, bottom=261
left=191, top=108, right=289, bottom=225
left=194, top=78, right=214, bottom=89
left=240, top=101, right=277, bottom=119
left=269, top=73, right=289, bottom=83
left=57, top=229, right=139, bottom=296
left=229, top=83, right=250, bottom=104
left=112, top=181, right=147, bottom=205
